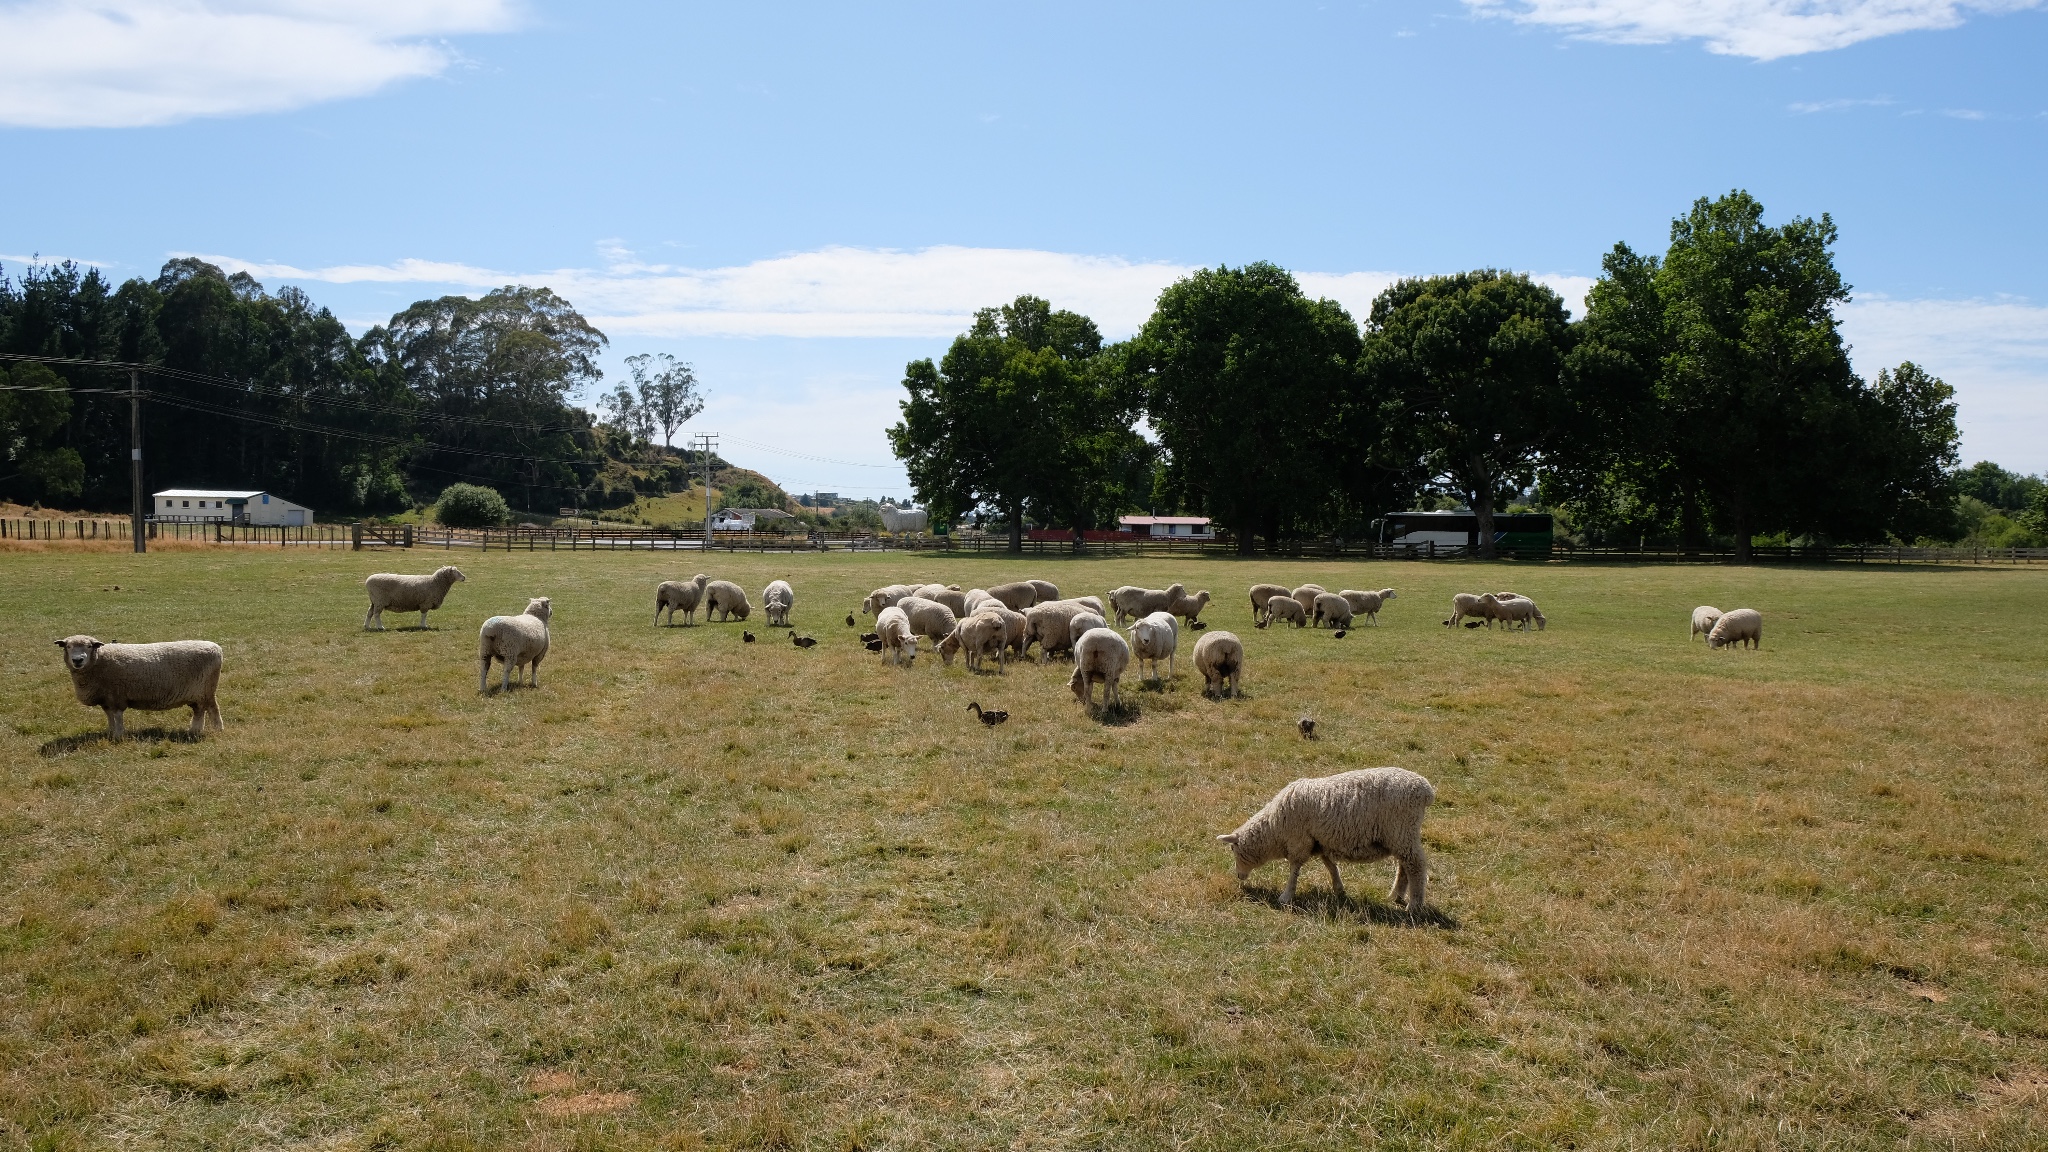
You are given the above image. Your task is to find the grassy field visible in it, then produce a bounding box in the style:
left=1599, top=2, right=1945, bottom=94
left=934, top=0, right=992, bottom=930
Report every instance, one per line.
left=1, top=547, right=2044, bottom=1151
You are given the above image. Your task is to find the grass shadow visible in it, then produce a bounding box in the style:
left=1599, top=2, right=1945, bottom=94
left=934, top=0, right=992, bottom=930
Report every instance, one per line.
left=1239, top=883, right=1460, bottom=928
left=41, top=727, right=200, bottom=757
left=1090, top=700, right=1143, bottom=726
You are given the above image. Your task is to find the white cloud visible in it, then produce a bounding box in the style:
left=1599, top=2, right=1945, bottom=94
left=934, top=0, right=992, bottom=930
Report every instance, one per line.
left=1841, top=295, right=2048, bottom=470
left=1788, top=96, right=1895, bottom=113
left=0, top=0, right=517, bottom=128
left=1466, top=0, right=2042, bottom=60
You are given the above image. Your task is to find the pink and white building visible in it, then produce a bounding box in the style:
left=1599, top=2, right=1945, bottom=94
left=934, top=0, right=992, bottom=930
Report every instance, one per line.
left=1117, top=515, right=1214, bottom=539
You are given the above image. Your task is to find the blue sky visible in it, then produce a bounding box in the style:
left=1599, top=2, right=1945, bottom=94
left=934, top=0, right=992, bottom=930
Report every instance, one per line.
left=4, top=0, right=2045, bottom=492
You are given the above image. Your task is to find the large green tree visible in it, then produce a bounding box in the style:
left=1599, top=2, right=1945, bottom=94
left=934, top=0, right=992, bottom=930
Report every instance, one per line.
left=1361, top=270, right=1576, bottom=558
left=1132, top=263, right=1363, bottom=554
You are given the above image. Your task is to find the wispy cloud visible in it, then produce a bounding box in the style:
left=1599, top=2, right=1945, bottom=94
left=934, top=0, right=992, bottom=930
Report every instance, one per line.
left=1466, top=0, right=2043, bottom=61
left=1841, top=294, right=2048, bottom=468
left=0, top=0, right=518, bottom=129
left=1788, top=96, right=1894, bottom=113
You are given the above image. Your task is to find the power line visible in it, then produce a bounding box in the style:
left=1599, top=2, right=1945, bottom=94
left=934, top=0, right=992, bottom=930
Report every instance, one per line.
left=722, top=433, right=898, bottom=470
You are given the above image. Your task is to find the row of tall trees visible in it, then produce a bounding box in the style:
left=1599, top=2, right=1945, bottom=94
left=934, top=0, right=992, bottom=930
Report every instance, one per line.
left=0, top=258, right=701, bottom=514
left=891, top=192, right=1965, bottom=556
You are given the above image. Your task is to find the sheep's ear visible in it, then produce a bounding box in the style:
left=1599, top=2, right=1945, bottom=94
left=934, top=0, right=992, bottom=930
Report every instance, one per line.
left=53, top=639, right=65, bottom=647
left=1216, top=833, right=1239, bottom=845
left=91, top=640, right=105, bottom=649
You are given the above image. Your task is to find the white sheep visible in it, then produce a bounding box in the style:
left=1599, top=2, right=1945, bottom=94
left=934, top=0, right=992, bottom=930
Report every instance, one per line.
left=1289, top=584, right=1326, bottom=620
left=1168, top=589, right=1212, bottom=624
left=861, top=584, right=919, bottom=616
left=1261, top=595, right=1307, bottom=628
left=1058, top=594, right=1106, bottom=617
left=974, top=602, right=1029, bottom=658
left=763, top=579, right=795, bottom=627
left=894, top=595, right=960, bottom=644
left=1339, top=588, right=1396, bottom=625
left=875, top=605, right=918, bottom=666
left=1312, top=592, right=1353, bottom=630
left=940, top=611, right=1008, bottom=672
left=1248, top=583, right=1290, bottom=621
left=1109, top=583, right=1185, bottom=625
left=1127, top=611, right=1178, bottom=681
left=1192, top=630, right=1244, bottom=698
left=1218, top=767, right=1435, bottom=910
left=1708, top=608, right=1762, bottom=650
left=1447, top=592, right=1495, bottom=628
left=363, top=566, right=465, bottom=630
left=655, top=574, right=710, bottom=626
left=1494, top=596, right=1546, bottom=631
left=914, top=584, right=969, bottom=617
left=984, top=580, right=1041, bottom=611
left=479, top=597, right=551, bottom=693
left=1691, top=605, right=1723, bottom=642
left=962, top=588, right=997, bottom=616
left=55, top=635, right=223, bottom=741
left=704, top=580, right=752, bottom=622
left=1023, top=600, right=1095, bottom=663
left=1027, top=579, right=1060, bottom=604
left=1068, top=626, right=1131, bottom=712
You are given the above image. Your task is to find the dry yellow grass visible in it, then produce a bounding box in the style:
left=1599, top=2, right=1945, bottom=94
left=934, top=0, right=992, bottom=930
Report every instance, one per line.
left=1, top=549, right=2044, bottom=1150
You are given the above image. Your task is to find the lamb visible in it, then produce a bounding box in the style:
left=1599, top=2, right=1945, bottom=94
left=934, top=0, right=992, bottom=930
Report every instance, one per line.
left=1168, top=589, right=1212, bottom=624
left=985, top=580, right=1041, bottom=611
left=55, top=635, right=223, bottom=741
left=913, top=583, right=969, bottom=617
left=939, top=611, right=1008, bottom=673
left=1193, top=630, right=1245, bottom=699
left=655, top=573, right=710, bottom=626
left=1707, top=608, right=1762, bottom=650
left=1261, top=594, right=1307, bottom=628
left=1217, top=767, right=1435, bottom=911
left=1127, top=610, right=1178, bottom=682
left=861, top=584, right=920, bottom=616
left=479, top=597, right=552, bottom=693
left=1690, top=605, right=1723, bottom=642
left=875, top=606, right=918, bottom=666
left=1338, top=588, right=1396, bottom=625
left=364, top=566, right=465, bottom=630
left=762, top=579, right=795, bottom=627
left=1248, top=583, right=1290, bottom=620
left=1068, top=627, right=1131, bottom=712
left=1109, top=583, right=1185, bottom=625
left=1494, top=596, right=1546, bottom=631
left=894, top=595, right=960, bottom=644
left=704, top=580, right=752, bottom=622
left=1311, top=592, right=1353, bottom=630
left=1026, top=579, right=1060, bottom=604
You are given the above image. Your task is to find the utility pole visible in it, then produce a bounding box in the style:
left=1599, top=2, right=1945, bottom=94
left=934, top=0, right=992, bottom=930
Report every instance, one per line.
left=129, top=370, right=145, bottom=554
left=697, top=432, right=719, bottom=550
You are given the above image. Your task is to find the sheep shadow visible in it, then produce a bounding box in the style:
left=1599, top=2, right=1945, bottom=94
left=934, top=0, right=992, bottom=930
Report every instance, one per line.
left=1086, top=700, right=1143, bottom=726
left=1239, top=883, right=1459, bottom=929
left=40, top=727, right=201, bottom=758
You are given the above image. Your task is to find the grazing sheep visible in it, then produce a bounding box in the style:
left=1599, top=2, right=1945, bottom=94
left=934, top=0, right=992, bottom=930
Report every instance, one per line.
left=1261, top=595, right=1308, bottom=628
left=1023, top=600, right=1098, bottom=663
left=940, top=612, right=1008, bottom=672
left=1494, top=596, right=1546, bottom=632
left=894, top=595, right=960, bottom=644
left=479, top=597, right=552, bottom=693
left=704, top=580, right=752, bottom=622
left=914, top=583, right=969, bottom=617
left=1338, top=588, right=1396, bottom=625
left=861, top=584, right=920, bottom=616
left=1027, top=579, right=1060, bottom=604
left=962, top=588, right=997, bottom=615
left=364, top=566, right=466, bottom=630
left=1068, top=627, right=1131, bottom=712
left=1289, top=584, right=1326, bottom=620
left=1447, top=592, right=1497, bottom=628
left=1192, top=630, right=1244, bottom=699
left=55, top=636, right=223, bottom=741
left=763, top=579, right=795, bottom=628
left=1218, top=767, right=1435, bottom=910
left=656, top=574, right=711, bottom=626
left=1691, top=605, right=1723, bottom=642
left=875, top=606, right=918, bottom=666
left=1168, top=589, right=1212, bottom=624
left=1708, top=608, right=1762, bottom=650
left=985, top=580, right=1041, bottom=611
left=1109, top=583, right=1186, bottom=625
left=1057, top=594, right=1106, bottom=616
left=1248, top=583, right=1290, bottom=621
left=974, top=602, right=1029, bottom=657
left=1127, top=611, right=1178, bottom=682
left=1312, top=592, right=1354, bottom=630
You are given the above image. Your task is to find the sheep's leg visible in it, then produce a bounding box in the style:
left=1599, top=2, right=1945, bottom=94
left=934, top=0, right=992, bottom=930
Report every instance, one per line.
left=503, top=661, right=514, bottom=692
left=480, top=655, right=493, bottom=694
left=189, top=703, right=206, bottom=736
left=1281, top=860, right=1302, bottom=908
left=1398, top=846, right=1428, bottom=910
left=420, top=609, right=431, bottom=629
left=105, top=708, right=124, bottom=742
left=366, top=606, right=380, bottom=630
left=528, top=655, right=542, bottom=688
left=209, top=699, right=224, bottom=732
left=1322, top=855, right=1346, bottom=903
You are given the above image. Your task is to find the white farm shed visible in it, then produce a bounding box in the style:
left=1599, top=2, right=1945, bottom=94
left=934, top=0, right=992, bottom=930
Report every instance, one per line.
left=153, top=488, right=313, bottom=526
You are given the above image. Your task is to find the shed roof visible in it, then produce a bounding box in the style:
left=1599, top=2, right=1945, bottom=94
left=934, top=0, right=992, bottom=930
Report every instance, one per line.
left=154, top=489, right=268, bottom=501
left=1119, top=515, right=1212, bottom=526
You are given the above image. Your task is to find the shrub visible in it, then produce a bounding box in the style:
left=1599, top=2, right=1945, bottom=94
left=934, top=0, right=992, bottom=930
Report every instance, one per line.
left=435, top=483, right=511, bottom=528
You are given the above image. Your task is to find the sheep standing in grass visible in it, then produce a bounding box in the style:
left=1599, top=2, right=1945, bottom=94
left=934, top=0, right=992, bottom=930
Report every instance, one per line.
left=940, top=612, right=1008, bottom=672
left=655, top=574, right=710, bottom=626
left=1691, top=605, right=1723, bottom=642
left=1708, top=608, right=1762, bottom=650
left=1068, top=627, right=1131, bottom=712
left=1312, top=592, right=1354, bottom=630
left=1193, top=631, right=1244, bottom=698
left=913, top=584, right=969, bottom=617
left=1494, top=596, right=1546, bottom=631
left=1339, top=588, right=1396, bottom=625
left=1109, top=583, right=1185, bottom=625
left=963, top=588, right=996, bottom=615
left=1218, top=767, right=1435, bottom=910
left=364, top=566, right=465, bottom=630
left=763, top=580, right=796, bottom=627
left=56, top=636, right=223, bottom=741
left=1447, top=593, right=1499, bottom=628
left=862, top=584, right=920, bottom=616
left=875, top=606, right=918, bottom=666
left=1248, top=583, right=1290, bottom=621
left=1027, top=579, right=1060, bottom=603
left=1022, top=600, right=1094, bottom=663
left=894, top=596, right=960, bottom=645
left=974, top=602, right=1028, bottom=658
left=981, top=580, right=1037, bottom=611
left=1168, top=589, right=1211, bottom=624
left=705, top=580, right=752, bottom=622
left=479, top=598, right=551, bottom=693
left=1261, top=595, right=1307, bottom=629
left=1289, top=584, right=1326, bottom=620
left=1128, top=611, right=1178, bottom=682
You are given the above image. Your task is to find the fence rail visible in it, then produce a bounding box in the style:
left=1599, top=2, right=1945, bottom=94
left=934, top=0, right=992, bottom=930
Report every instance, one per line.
left=0, top=518, right=128, bottom=541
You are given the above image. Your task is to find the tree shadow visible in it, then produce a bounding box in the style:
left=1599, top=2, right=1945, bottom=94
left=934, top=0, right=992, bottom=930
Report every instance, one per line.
left=1238, top=882, right=1459, bottom=928
left=40, top=727, right=200, bottom=758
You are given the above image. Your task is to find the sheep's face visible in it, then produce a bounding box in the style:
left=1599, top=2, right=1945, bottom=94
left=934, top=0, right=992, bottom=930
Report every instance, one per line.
left=525, top=597, right=552, bottom=622
left=730, top=602, right=751, bottom=621
left=938, top=632, right=960, bottom=666
left=439, top=567, right=467, bottom=583
left=901, top=637, right=918, bottom=664
left=1216, top=833, right=1255, bottom=880
left=56, top=635, right=105, bottom=671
